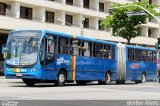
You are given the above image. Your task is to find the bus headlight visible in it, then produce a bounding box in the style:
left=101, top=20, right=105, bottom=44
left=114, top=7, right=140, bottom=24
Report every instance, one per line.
left=31, top=68, right=38, bottom=72
left=5, top=68, right=10, bottom=72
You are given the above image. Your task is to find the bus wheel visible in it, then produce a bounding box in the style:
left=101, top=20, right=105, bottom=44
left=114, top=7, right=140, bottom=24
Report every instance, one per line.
left=76, top=81, right=87, bottom=85
left=98, top=81, right=104, bottom=85
left=99, top=72, right=111, bottom=85
left=116, top=80, right=125, bottom=84
left=104, top=72, right=111, bottom=84
left=22, top=79, right=35, bottom=87
left=141, top=73, right=146, bottom=83
left=55, top=71, right=66, bottom=86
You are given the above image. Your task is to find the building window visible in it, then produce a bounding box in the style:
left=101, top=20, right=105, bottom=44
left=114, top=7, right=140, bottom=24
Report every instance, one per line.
left=99, top=20, right=104, bottom=30
left=148, top=29, right=152, bottom=37
left=99, top=2, right=104, bottom=12
left=65, top=15, right=73, bottom=26
left=83, top=0, right=89, bottom=9
left=0, top=2, right=6, bottom=15
left=66, top=0, right=73, bottom=5
left=20, top=6, right=32, bottom=20
left=45, top=11, right=54, bottom=23
left=83, top=18, right=89, bottom=28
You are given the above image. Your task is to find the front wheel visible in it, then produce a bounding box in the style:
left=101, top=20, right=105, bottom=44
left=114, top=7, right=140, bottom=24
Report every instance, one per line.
left=55, top=71, right=66, bottom=86
left=22, top=79, right=36, bottom=87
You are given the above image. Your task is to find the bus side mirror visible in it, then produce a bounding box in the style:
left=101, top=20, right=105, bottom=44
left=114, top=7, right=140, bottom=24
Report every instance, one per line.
left=2, top=44, right=7, bottom=59
left=2, top=44, right=5, bottom=54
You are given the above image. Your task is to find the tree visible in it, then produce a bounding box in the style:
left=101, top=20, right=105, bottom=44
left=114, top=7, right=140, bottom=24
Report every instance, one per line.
left=101, top=1, right=160, bottom=44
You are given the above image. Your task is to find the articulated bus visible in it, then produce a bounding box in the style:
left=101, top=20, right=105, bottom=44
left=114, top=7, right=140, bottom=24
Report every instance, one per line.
left=3, top=29, right=157, bottom=86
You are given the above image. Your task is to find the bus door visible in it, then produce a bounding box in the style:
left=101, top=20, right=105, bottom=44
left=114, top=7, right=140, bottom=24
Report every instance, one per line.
left=40, top=35, right=57, bottom=80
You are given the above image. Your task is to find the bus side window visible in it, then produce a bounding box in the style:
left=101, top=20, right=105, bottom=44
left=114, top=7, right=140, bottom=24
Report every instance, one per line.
left=58, top=37, right=69, bottom=54
left=148, top=51, right=153, bottom=62
left=111, top=46, right=115, bottom=59
left=128, top=49, right=135, bottom=61
left=141, top=50, right=147, bottom=62
left=48, top=35, right=55, bottom=54
left=72, top=40, right=80, bottom=56
left=134, top=49, right=141, bottom=61
left=104, top=45, right=112, bottom=59
left=153, top=51, right=157, bottom=62
left=93, top=43, right=102, bottom=58
left=82, top=41, right=91, bottom=57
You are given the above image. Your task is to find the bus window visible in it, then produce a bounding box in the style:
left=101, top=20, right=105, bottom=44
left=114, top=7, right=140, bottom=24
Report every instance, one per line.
left=58, top=37, right=69, bottom=54
left=71, top=39, right=80, bottom=56
left=111, top=46, right=115, bottom=59
left=134, top=49, right=141, bottom=61
left=128, top=49, right=135, bottom=61
left=141, top=50, right=147, bottom=62
left=82, top=41, right=91, bottom=57
left=93, top=43, right=102, bottom=58
left=47, top=35, right=55, bottom=54
left=153, top=51, right=157, bottom=62
left=104, top=45, right=112, bottom=59
left=148, top=51, right=153, bottom=62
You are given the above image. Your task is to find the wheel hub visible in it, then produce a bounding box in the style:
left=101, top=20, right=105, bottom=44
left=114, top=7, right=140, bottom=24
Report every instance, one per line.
left=59, top=74, right=65, bottom=82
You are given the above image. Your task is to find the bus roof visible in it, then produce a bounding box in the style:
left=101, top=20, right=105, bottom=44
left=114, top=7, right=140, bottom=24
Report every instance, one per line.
left=44, top=29, right=117, bottom=46
left=11, top=29, right=156, bottom=50
left=126, top=44, right=156, bottom=51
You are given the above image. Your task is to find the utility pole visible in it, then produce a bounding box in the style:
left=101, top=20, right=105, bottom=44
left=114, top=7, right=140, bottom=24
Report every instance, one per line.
left=80, top=18, right=85, bottom=37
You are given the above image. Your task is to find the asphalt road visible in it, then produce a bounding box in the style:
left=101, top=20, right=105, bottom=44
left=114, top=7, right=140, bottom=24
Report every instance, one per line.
left=0, top=77, right=160, bottom=106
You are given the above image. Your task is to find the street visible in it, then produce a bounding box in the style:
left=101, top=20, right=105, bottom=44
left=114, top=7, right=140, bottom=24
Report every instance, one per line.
left=0, top=77, right=160, bottom=100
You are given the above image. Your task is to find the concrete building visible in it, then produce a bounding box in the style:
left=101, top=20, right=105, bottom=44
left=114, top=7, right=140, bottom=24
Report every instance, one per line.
left=0, top=0, right=159, bottom=56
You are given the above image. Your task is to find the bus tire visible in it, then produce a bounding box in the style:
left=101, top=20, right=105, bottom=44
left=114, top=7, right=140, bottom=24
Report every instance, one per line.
left=135, top=81, right=139, bottom=84
left=98, top=81, right=104, bottom=85
left=55, top=71, right=66, bottom=86
left=104, top=72, right=111, bottom=84
left=22, top=79, right=35, bottom=87
left=116, top=80, right=125, bottom=84
left=141, top=73, right=146, bottom=83
left=76, top=81, right=87, bottom=85
left=99, top=72, right=111, bottom=85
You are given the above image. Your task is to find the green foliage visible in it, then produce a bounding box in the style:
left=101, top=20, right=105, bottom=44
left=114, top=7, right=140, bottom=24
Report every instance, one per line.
left=101, top=0, right=160, bottom=44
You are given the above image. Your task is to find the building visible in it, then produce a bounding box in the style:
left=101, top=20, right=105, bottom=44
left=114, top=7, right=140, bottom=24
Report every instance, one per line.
left=0, top=0, right=159, bottom=60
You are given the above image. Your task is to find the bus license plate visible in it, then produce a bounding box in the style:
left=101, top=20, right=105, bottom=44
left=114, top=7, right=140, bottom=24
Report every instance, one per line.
left=16, top=73, right=22, bottom=77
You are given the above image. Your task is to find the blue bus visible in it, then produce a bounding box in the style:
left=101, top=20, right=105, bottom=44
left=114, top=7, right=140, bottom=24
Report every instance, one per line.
left=3, top=29, right=157, bottom=86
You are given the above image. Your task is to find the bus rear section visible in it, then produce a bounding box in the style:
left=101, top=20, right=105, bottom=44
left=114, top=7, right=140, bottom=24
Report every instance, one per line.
left=116, top=43, right=157, bottom=84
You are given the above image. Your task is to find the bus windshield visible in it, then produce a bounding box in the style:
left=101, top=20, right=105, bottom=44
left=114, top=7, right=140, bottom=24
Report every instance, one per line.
left=5, top=31, right=42, bottom=67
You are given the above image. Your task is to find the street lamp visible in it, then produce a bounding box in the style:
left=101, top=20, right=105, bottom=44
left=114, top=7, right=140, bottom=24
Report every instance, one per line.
left=108, top=5, right=160, bottom=22
left=80, top=18, right=85, bottom=37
